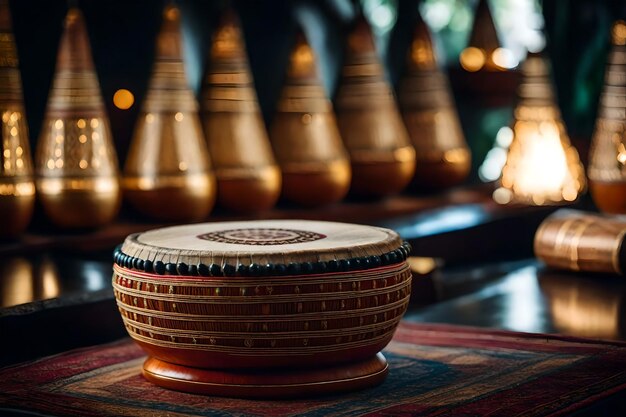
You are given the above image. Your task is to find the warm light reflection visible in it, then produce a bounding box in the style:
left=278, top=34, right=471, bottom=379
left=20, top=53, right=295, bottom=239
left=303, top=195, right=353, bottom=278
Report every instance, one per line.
left=407, top=257, right=437, bottom=275
left=40, top=258, right=60, bottom=299
left=541, top=273, right=624, bottom=339
left=1, top=110, right=32, bottom=178
left=126, top=173, right=213, bottom=191
left=165, top=5, right=179, bottom=22
left=459, top=47, right=485, bottom=72
left=38, top=117, right=115, bottom=176
left=38, top=176, right=119, bottom=194
left=444, top=148, right=469, bottom=164
left=495, top=110, right=585, bottom=205
left=494, top=54, right=585, bottom=206
left=613, top=20, right=626, bottom=46
left=113, top=89, right=135, bottom=110
left=460, top=47, right=518, bottom=72
left=0, top=181, right=35, bottom=196
left=212, top=23, right=239, bottom=57
left=290, top=43, right=315, bottom=77
left=0, top=257, right=63, bottom=308
left=0, top=258, right=33, bottom=307
left=411, top=38, right=435, bottom=68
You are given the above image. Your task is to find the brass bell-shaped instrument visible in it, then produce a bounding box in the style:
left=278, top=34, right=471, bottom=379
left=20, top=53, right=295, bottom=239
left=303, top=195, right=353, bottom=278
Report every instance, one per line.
left=270, top=31, right=351, bottom=207
left=335, top=16, right=415, bottom=198
left=123, top=5, right=216, bottom=221
left=201, top=10, right=280, bottom=213
left=398, top=11, right=470, bottom=189
left=36, top=8, right=120, bottom=228
left=0, top=0, right=34, bottom=238
left=588, top=20, right=626, bottom=213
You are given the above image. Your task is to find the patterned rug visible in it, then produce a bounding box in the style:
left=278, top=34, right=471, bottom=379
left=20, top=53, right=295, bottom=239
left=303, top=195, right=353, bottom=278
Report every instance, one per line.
left=1, top=322, right=626, bottom=416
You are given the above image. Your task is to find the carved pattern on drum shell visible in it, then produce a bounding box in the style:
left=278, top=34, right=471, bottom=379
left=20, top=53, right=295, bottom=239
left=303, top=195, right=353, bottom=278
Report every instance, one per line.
left=111, top=263, right=411, bottom=354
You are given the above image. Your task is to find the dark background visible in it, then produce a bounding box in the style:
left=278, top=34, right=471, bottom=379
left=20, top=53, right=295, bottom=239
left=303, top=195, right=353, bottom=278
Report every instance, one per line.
left=7, top=0, right=626, bottom=169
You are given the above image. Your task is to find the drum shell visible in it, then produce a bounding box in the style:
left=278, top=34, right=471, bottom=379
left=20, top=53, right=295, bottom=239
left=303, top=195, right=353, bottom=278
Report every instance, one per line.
left=113, top=263, right=411, bottom=369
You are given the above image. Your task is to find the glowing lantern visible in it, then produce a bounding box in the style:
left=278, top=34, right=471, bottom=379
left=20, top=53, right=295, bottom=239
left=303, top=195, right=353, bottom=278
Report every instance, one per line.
left=493, top=54, right=585, bottom=205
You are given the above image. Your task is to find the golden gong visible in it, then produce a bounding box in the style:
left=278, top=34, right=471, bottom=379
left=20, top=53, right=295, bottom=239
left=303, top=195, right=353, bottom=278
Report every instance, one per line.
left=123, top=5, right=216, bottom=221
left=36, top=8, right=120, bottom=229
left=335, top=16, right=415, bottom=198
left=270, top=31, right=351, bottom=207
left=201, top=10, right=280, bottom=213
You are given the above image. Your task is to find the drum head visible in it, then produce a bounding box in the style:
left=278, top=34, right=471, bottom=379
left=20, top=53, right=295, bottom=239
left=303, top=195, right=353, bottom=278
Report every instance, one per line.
left=122, top=219, right=401, bottom=267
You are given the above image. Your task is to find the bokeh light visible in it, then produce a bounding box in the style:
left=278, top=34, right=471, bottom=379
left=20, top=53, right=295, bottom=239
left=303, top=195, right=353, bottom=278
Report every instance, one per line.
left=113, top=89, right=135, bottom=110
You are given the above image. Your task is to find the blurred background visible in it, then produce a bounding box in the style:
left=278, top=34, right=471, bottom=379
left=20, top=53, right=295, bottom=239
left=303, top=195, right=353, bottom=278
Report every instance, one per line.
left=7, top=0, right=622, bottom=175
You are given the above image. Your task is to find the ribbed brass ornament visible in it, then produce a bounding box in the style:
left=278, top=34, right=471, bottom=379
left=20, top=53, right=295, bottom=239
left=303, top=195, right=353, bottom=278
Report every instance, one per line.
left=124, top=5, right=216, bottom=221
left=35, top=8, right=120, bottom=228
left=335, top=16, right=415, bottom=198
left=270, top=31, right=350, bottom=207
left=201, top=10, right=280, bottom=213
left=0, top=0, right=34, bottom=238
left=493, top=54, right=585, bottom=206
left=535, top=210, right=626, bottom=275
left=588, top=20, right=626, bottom=214
left=398, top=12, right=470, bottom=189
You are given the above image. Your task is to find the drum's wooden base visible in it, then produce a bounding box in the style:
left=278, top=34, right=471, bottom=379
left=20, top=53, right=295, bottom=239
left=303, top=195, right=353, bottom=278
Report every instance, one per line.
left=143, top=353, right=388, bottom=399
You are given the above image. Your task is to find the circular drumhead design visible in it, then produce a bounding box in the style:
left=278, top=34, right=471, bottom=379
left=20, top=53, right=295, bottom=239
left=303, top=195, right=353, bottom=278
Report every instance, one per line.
left=125, top=219, right=401, bottom=265
left=198, top=228, right=326, bottom=246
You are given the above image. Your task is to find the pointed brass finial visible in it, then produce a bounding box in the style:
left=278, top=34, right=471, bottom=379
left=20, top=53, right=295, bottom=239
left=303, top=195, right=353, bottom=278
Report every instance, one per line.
left=201, top=9, right=281, bottom=213
left=588, top=20, right=626, bottom=213
left=35, top=7, right=121, bottom=228
left=123, top=4, right=216, bottom=221
left=460, top=0, right=504, bottom=72
left=0, top=0, right=35, bottom=237
left=269, top=30, right=351, bottom=207
left=493, top=54, right=585, bottom=206
left=398, top=11, right=470, bottom=189
left=335, top=16, right=415, bottom=198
